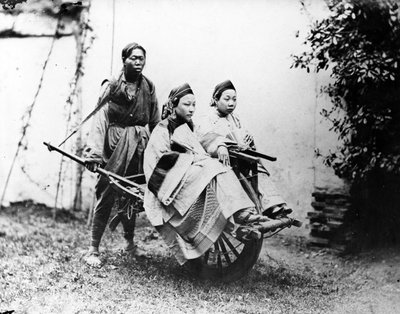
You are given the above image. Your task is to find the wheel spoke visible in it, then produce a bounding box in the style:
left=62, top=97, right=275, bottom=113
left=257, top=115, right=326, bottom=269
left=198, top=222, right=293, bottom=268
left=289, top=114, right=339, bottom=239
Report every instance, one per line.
left=214, top=241, right=223, bottom=270
left=221, top=233, right=241, bottom=258
left=204, top=250, right=210, bottom=264
left=218, top=239, right=231, bottom=265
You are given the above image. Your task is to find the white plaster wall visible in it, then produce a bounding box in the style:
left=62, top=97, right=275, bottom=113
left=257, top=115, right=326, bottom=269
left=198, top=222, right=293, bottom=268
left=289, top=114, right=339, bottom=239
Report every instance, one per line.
left=0, top=0, right=344, bottom=235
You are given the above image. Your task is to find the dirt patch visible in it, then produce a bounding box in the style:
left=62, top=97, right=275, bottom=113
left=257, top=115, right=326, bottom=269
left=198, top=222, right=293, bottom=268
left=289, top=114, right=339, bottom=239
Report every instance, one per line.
left=1, top=205, right=399, bottom=313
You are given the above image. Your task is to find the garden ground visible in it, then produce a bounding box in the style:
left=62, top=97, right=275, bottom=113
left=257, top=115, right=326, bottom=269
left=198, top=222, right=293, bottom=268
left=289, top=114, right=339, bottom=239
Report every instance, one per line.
left=1, top=203, right=399, bottom=314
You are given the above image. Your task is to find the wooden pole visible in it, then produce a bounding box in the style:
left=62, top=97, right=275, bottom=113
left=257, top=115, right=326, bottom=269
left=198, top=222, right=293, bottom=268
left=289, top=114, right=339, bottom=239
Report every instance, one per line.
left=72, top=10, right=85, bottom=212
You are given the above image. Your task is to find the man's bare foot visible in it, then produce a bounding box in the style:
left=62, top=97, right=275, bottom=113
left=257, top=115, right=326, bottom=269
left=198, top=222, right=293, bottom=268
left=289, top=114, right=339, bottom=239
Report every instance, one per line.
left=83, top=248, right=102, bottom=268
left=124, top=240, right=135, bottom=252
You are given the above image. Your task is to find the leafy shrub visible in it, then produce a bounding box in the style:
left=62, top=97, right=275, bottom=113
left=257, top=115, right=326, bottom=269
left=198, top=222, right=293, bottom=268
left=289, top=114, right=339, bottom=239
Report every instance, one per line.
left=293, top=0, right=400, bottom=182
left=293, top=0, right=400, bottom=245
left=0, top=0, right=27, bottom=10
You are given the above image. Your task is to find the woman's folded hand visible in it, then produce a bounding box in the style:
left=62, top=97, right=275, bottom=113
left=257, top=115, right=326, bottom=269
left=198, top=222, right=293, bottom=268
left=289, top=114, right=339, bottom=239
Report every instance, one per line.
left=217, top=146, right=230, bottom=167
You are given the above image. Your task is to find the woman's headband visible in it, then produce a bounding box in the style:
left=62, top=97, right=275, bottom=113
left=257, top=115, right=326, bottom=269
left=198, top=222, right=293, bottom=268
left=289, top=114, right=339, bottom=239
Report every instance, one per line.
left=162, top=83, right=194, bottom=119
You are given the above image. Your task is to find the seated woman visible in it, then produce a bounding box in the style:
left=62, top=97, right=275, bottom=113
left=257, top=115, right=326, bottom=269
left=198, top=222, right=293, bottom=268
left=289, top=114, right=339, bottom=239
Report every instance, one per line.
left=195, top=80, right=292, bottom=218
left=143, top=83, right=267, bottom=265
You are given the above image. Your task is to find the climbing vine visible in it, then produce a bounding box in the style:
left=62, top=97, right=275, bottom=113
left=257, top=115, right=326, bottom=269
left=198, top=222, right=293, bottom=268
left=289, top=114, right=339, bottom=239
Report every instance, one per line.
left=1, top=1, right=94, bottom=211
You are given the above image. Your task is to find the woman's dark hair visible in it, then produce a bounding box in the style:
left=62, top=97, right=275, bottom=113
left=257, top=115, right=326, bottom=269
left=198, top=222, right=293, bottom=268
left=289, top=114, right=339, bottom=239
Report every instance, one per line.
left=211, top=80, right=236, bottom=105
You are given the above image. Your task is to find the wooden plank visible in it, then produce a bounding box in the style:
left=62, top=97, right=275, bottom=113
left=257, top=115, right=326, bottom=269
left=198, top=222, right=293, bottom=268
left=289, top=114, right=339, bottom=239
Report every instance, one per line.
left=311, top=201, right=326, bottom=210
left=326, top=221, right=343, bottom=229
left=308, top=237, right=330, bottom=246
left=307, top=211, right=325, bottom=219
left=308, top=217, right=328, bottom=224
left=310, top=229, right=332, bottom=239
left=327, top=199, right=352, bottom=206
left=312, top=192, right=350, bottom=200
left=323, top=206, right=350, bottom=214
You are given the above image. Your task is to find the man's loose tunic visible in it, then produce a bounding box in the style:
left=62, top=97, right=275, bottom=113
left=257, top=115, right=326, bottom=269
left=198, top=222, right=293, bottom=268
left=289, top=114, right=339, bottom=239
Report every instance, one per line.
left=84, top=72, right=160, bottom=247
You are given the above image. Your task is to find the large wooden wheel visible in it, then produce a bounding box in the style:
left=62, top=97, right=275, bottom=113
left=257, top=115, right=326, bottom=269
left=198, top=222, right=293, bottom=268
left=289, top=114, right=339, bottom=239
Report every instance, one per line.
left=187, top=230, right=263, bottom=282
left=187, top=173, right=264, bottom=282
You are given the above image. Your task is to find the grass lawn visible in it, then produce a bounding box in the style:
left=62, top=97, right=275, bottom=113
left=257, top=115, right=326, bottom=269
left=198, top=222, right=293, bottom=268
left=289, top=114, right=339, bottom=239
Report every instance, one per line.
left=1, top=204, right=399, bottom=313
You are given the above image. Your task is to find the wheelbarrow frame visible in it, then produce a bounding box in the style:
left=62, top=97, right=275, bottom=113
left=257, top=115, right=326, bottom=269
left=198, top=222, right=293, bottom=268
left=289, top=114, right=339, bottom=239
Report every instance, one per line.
left=44, top=141, right=300, bottom=282
left=106, top=149, right=300, bottom=282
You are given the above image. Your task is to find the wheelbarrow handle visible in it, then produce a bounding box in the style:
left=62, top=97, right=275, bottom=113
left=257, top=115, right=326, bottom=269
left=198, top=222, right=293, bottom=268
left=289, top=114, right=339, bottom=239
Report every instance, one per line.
left=43, top=141, right=143, bottom=190
left=44, top=141, right=85, bottom=165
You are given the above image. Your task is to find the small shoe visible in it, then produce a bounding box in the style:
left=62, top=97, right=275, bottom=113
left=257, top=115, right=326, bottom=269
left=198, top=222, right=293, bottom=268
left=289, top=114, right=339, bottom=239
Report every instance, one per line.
left=234, top=209, right=269, bottom=225
left=274, top=211, right=293, bottom=220
left=262, top=204, right=282, bottom=217
left=263, top=204, right=292, bottom=219
left=275, top=205, right=293, bottom=219
left=281, top=204, right=293, bottom=215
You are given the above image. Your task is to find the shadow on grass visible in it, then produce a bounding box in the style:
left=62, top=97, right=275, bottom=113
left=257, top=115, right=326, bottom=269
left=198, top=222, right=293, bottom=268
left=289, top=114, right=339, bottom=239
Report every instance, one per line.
left=106, top=245, right=318, bottom=291
left=2, top=201, right=82, bottom=223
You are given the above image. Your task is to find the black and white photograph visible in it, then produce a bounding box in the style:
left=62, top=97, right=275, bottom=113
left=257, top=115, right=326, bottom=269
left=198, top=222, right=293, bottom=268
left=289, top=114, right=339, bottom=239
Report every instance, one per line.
left=1, top=0, right=399, bottom=313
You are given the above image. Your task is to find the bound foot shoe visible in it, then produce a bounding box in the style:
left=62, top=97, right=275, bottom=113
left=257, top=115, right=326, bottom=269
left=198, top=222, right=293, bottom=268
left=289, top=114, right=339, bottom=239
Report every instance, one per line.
left=263, top=204, right=292, bottom=219
left=234, top=208, right=269, bottom=225
left=275, top=205, right=293, bottom=219
left=83, top=251, right=102, bottom=268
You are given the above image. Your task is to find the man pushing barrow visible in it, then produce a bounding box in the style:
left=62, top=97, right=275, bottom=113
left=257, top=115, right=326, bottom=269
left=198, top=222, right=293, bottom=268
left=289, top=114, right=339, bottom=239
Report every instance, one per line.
left=51, top=43, right=160, bottom=267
